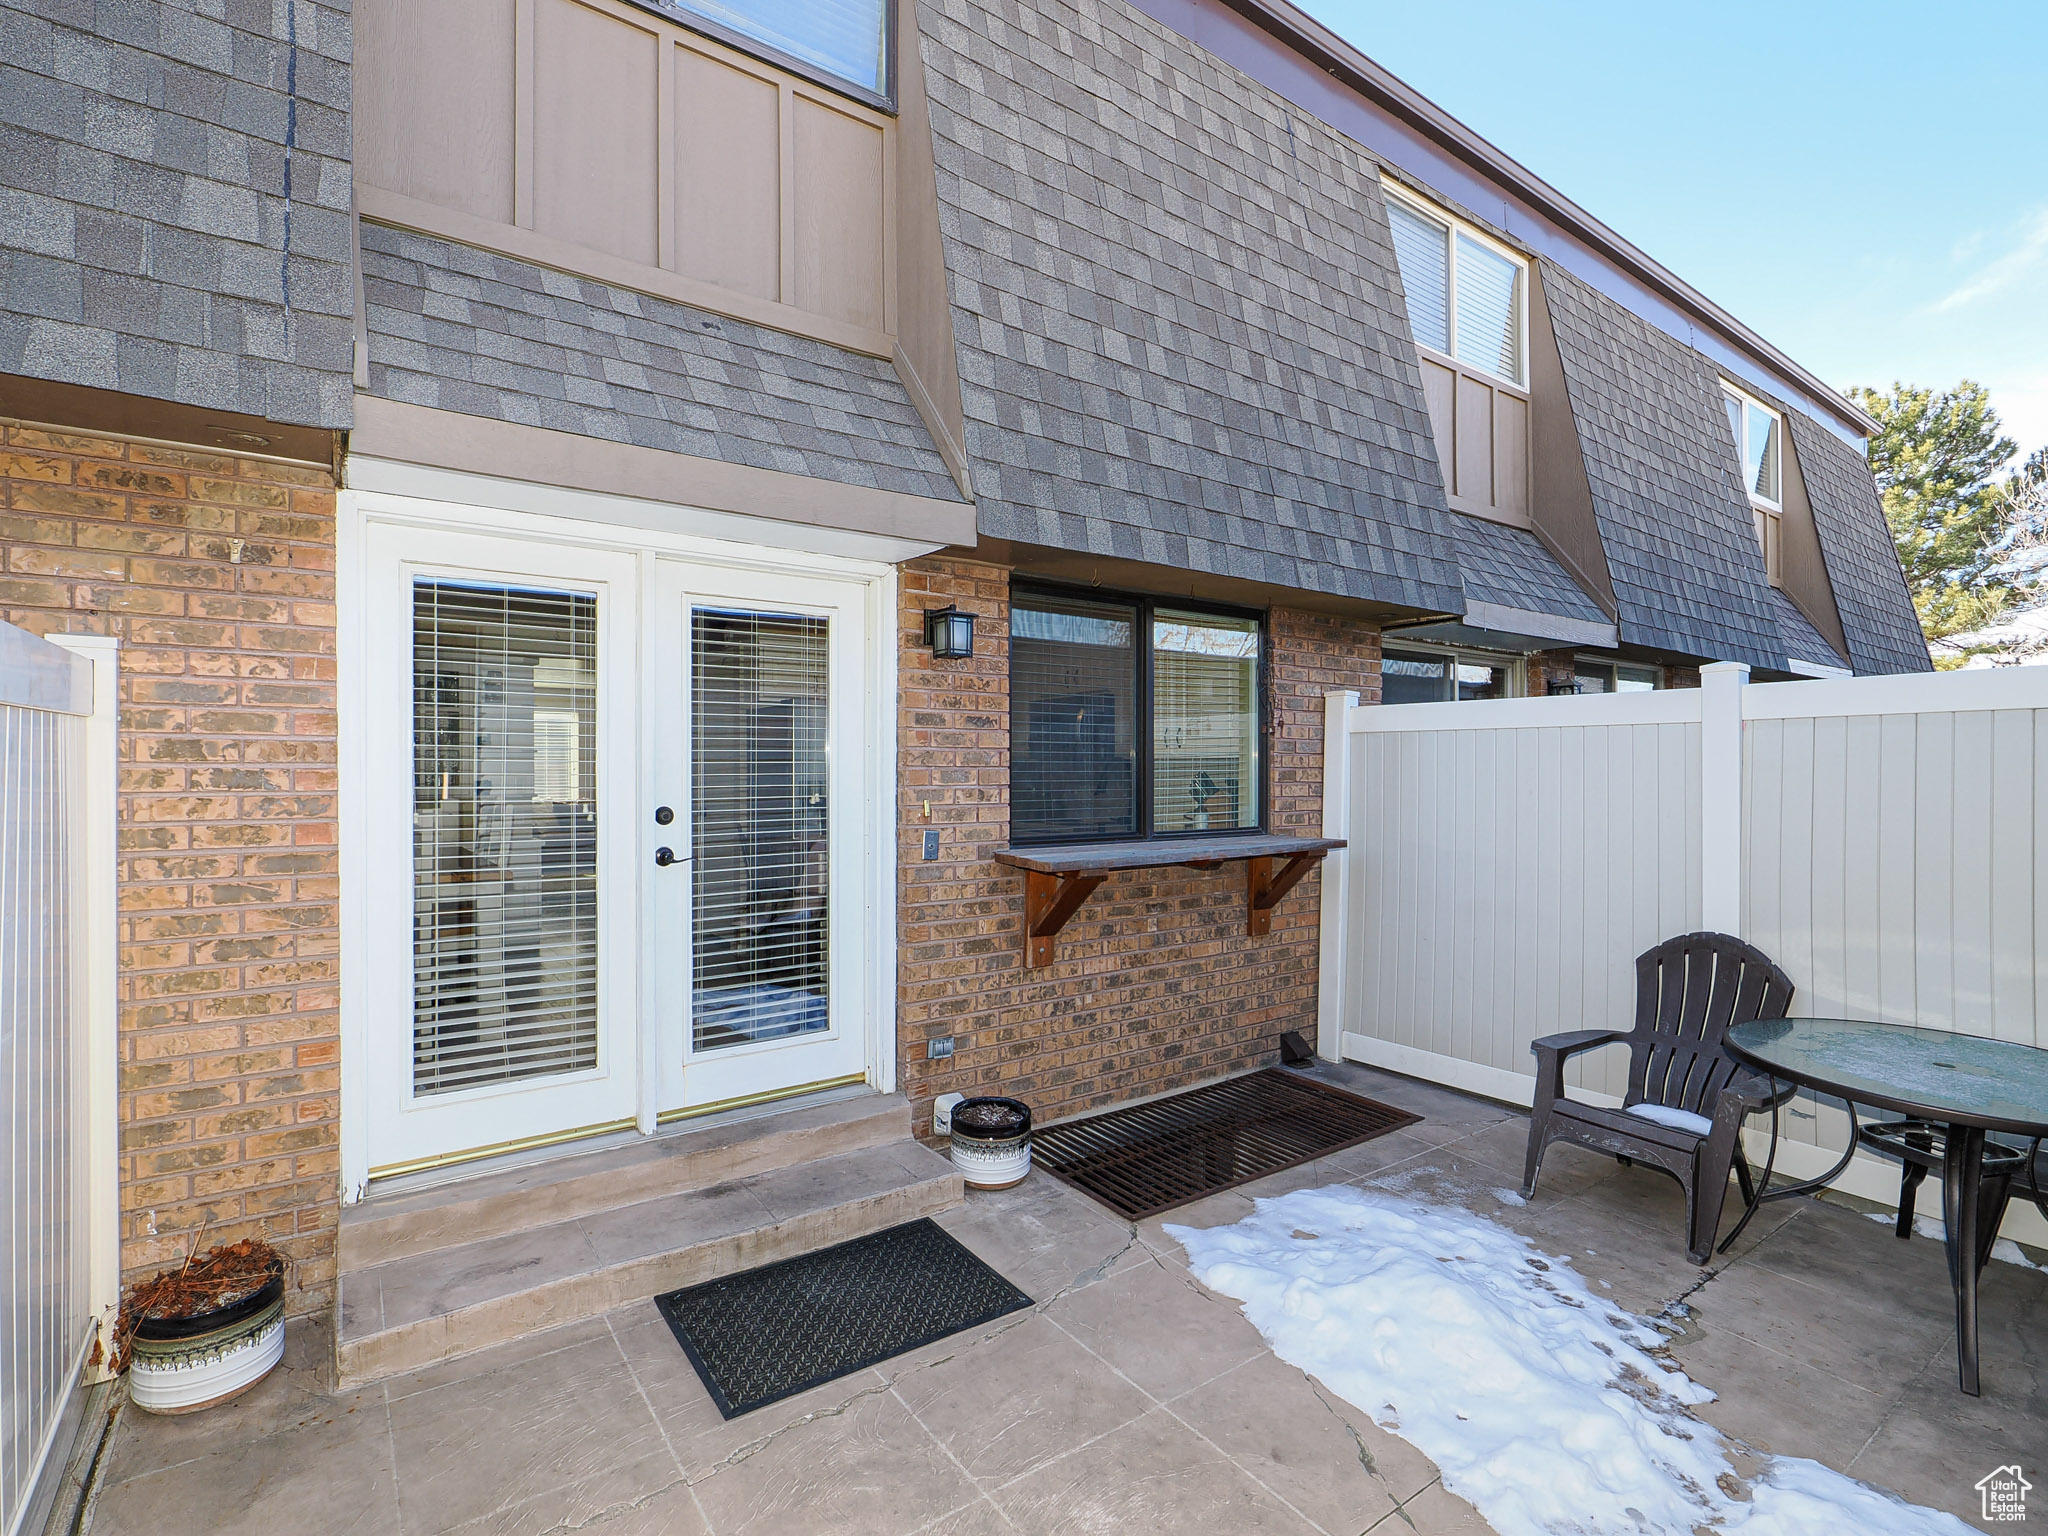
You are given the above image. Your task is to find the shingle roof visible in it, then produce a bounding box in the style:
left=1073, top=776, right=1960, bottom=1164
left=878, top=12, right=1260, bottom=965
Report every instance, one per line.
left=1451, top=515, right=1610, bottom=628
left=1784, top=409, right=1931, bottom=675
left=358, top=223, right=965, bottom=503
left=1538, top=260, right=1787, bottom=672
left=915, top=0, right=1465, bottom=614
left=0, top=0, right=355, bottom=429
left=1768, top=587, right=1848, bottom=670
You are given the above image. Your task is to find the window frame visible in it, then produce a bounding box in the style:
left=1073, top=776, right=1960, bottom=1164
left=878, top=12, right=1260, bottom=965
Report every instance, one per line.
left=1720, top=380, right=1785, bottom=584
left=1008, top=581, right=1270, bottom=848
left=633, top=0, right=897, bottom=112
left=1380, top=642, right=1525, bottom=704
left=1381, top=181, right=1531, bottom=390
left=1567, top=657, right=1663, bottom=695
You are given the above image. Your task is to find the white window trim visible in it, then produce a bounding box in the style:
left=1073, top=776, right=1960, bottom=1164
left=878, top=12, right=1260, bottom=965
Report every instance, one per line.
left=336, top=464, right=903, bottom=1200
left=1721, top=380, right=1784, bottom=513
left=1380, top=180, right=1531, bottom=390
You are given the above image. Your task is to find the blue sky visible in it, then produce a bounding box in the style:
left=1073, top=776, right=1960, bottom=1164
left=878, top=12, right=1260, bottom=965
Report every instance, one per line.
left=1298, top=0, right=2048, bottom=459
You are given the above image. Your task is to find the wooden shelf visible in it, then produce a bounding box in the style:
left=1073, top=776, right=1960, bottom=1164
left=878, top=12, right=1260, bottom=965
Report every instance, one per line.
left=992, top=835, right=1345, bottom=967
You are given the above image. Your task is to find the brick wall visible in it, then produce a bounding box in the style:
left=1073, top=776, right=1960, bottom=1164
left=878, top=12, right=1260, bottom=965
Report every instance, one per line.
left=896, top=556, right=1380, bottom=1136
left=0, top=420, right=339, bottom=1316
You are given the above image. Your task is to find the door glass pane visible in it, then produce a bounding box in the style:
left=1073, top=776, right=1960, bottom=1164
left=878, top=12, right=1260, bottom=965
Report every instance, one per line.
left=692, top=609, right=830, bottom=1053
left=412, top=581, right=599, bottom=1096
left=1386, top=199, right=1451, bottom=354
left=1382, top=652, right=1452, bottom=704
left=1152, top=611, right=1260, bottom=834
left=1010, top=596, right=1139, bottom=843
left=1454, top=233, right=1521, bottom=383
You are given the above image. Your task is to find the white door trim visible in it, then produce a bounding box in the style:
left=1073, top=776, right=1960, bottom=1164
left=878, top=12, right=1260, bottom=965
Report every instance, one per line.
left=338, top=478, right=900, bottom=1199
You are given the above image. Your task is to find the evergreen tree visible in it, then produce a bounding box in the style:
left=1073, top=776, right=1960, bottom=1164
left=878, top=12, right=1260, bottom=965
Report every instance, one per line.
left=1848, top=381, right=2018, bottom=641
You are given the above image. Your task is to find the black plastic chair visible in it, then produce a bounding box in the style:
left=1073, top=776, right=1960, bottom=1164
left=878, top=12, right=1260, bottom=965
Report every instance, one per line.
left=1522, top=932, right=1795, bottom=1263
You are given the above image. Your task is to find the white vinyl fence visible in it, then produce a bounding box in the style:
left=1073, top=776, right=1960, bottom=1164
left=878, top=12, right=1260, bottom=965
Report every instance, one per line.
left=1318, top=662, right=2048, bottom=1246
left=0, top=625, right=115, bottom=1536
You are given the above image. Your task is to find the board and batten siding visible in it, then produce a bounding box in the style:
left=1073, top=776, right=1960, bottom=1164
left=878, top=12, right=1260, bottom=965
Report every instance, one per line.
left=1319, top=664, right=2048, bottom=1245
left=354, top=0, right=897, bottom=356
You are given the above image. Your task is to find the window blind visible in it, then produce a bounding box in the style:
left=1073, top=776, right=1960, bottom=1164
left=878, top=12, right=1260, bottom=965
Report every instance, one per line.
left=1010, top=596, right=1140, bottom=844
left=1152, top=611, right=1259, bottom=834
left=1454, top=233, right=1521, bottom=384
left=677, top=0, right=887, bottom=95
left=690, top=609, right=831, bottom=1054
left=1386, top=198, right=1451, bottom=354
left=412, top=582, right=599, bottom=1096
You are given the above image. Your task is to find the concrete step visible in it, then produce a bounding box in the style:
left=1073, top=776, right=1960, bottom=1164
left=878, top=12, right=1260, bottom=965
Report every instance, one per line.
left=336, top=1140, right=963, bottom=1385
left=339, top=1092, right=913, bottom=1271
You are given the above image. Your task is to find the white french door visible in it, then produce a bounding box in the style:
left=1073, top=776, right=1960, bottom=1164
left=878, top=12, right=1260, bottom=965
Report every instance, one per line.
left=649, top=559, right=871, bottom=1116
left=353, top=508, right=887, bottom=1181
left=363, top=525, right=642, bottom=1176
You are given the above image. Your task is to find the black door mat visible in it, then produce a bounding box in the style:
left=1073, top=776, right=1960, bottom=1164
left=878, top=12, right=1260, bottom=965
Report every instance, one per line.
left=1032, top=1068, right=1423, bottom=1220
left=653, top=1218, right=1032, bottom=1418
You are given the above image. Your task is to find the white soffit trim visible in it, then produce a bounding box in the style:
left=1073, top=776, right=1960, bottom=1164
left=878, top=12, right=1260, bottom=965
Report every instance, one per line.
left=344, top=455, right=944, bottom=568
left=1783, top=657, right=1852, bottom=681
left=1461, top=601, right=1618, bottom=650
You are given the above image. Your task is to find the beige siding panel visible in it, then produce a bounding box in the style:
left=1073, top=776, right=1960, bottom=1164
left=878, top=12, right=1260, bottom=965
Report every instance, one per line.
left=673, top=47, right=781, bottom=300
left=356, top=0, right=517, bottom=222
left=1419, top=357, right=1456, bottom=494
left=792, top=98, right=886, bottom=331
left=1493, top=390, right=1529, bottom=523
left=1454, top=373, right=1494, bottom=510
left=533, top=0, right=659, bottom=266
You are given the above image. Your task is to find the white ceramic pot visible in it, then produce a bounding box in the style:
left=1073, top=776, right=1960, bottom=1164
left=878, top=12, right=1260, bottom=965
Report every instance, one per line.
left=128, top=1277, right=286, bottom=1415
left=950, top=1096, right=1032, bottom=1190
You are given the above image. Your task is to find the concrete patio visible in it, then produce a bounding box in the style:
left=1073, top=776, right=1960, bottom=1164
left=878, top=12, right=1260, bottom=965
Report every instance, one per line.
left=81, top=1062, right=2047, bottom=1535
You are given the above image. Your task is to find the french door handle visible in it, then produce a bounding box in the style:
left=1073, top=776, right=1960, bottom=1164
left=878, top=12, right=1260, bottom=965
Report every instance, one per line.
left=654, top=847, right=689, bottom=867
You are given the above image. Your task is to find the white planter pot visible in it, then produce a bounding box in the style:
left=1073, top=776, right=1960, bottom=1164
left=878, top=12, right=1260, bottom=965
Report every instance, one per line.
left=950, top=1096, right=1032, bottom=1190
left=128, top=1285, right=286, bottom=1415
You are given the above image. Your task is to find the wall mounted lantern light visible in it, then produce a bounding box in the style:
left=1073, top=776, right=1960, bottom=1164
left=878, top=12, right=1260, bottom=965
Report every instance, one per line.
left=924, top=606, right=976, bottom=659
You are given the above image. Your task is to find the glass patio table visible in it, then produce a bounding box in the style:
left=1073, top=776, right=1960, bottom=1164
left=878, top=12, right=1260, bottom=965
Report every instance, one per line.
left=1725, top=1017, right=2048, bottom=1396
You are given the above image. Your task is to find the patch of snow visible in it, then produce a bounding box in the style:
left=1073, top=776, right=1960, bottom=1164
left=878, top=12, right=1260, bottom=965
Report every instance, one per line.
left=1863, top=1209, right=2048, bottom=1271
left=1170, top=1186, right=1975, bottom=1536
left=1626, top=1102, right=1716, bottom=1137
left=1492, top=1188, right=1528, bottom=1207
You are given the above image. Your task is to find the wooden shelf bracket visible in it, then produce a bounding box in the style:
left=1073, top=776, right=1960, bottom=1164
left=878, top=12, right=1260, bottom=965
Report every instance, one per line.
left=996, top=834, right=1344, bottom=968
left=1245, top=851, right=1325, bottom=936
left=1024, top=869, right=1107, bottom=968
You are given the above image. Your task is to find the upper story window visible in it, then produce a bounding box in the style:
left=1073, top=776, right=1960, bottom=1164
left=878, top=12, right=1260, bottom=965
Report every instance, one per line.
left=670, top=0, right=890, bottom=101
left=1010, top=589, right=1264, bottom=845
left=1721, top=383, right=1784, bottom=583
left=1384, top=188, right=1527, bottom=388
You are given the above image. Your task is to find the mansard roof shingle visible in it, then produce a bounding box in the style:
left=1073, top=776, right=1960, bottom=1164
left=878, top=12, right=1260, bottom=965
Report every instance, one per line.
left=358, top=223, right=965, bottom=504
left=916, top=0, right=1464, bottom=614
left=1785, top=409, right=1932, bottom=675
left=1537, top=259, right=1788, bottom=672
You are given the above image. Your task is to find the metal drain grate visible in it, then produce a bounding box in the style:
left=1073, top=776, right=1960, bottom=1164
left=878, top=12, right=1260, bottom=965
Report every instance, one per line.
left=1032, top=1069, right=1422, bottom=1219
